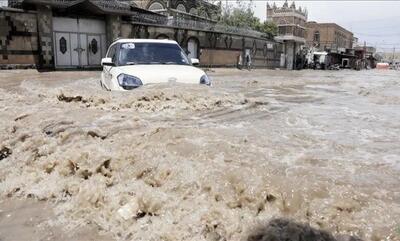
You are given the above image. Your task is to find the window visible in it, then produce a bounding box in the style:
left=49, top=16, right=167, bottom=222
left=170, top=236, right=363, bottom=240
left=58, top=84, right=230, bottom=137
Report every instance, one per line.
left=107, top=44, right=117, bottom=62
left=210, top=13, right=218, bottom=20
left=314, top=31, right=320, bottom=43
left=130, top=1, right=137, bottom=7
left=118, top=42, right=190, bottom=66
left=59, top=37, right=67, bottom=54
left=200, top=11, right=209, bottom=19
left=148, top=2, right=164, bottom=12
left=176, top=4, right=186, bottom=12
left=90, top=38, right=98, bottom=55
left=189, top=8, right=198, bottom=15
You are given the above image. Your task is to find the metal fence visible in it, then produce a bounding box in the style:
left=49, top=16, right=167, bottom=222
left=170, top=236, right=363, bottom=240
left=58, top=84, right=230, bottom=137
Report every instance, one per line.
left=129, top=12, right=273, bottom=40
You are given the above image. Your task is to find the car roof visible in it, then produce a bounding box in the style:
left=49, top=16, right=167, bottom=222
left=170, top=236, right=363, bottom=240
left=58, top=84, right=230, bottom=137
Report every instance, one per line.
left=113, top=39, right=178, bottom=45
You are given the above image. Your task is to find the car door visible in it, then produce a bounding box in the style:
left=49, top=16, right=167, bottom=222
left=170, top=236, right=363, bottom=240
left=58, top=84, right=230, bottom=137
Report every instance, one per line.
left=103, top=44, right=117, bottom=89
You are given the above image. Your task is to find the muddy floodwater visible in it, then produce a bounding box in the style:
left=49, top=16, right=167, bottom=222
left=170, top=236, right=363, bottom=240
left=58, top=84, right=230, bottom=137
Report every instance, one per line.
left=0, top=69, right=399, bottom=241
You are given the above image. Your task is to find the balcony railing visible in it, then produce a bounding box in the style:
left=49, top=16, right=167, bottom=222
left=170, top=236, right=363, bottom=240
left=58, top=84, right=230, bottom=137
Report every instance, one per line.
left=129, top=13, right=273, bottom=39
left=9, top=0, right=132, bottom=10
left=164, top=8, right=218, bottom=24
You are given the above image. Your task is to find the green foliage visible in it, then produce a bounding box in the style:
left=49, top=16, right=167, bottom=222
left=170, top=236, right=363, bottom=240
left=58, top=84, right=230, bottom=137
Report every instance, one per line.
left=218, top=0, right=277, bottom=37
left=254, top=21, right=278, bottom=36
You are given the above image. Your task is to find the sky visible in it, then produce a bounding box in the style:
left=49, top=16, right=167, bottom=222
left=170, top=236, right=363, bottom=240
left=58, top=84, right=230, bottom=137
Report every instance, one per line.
left=246, top=0, right=400, bottom=53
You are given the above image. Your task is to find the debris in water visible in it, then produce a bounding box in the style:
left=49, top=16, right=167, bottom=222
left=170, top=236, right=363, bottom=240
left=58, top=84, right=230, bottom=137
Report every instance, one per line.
left=117, top=198, right=140, bottom=221
left=14, top=114, right=29, bottom=121
left=247, top=219, right=336, bottom=241
left=87, top=131, right=107, bottom=140
left=0, top=147, right=12, bottom=160
left=57, top=93, right=84, bottom=103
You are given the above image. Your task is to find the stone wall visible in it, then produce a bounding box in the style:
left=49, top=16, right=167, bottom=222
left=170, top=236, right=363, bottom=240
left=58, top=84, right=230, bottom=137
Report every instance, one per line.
left=106, top=15, right=122, bottom=46
left=0, top=8, right=38, bottom=68
left=36, top=5, right=54, bottom=68
left=200, top=49, right=240, bottom=67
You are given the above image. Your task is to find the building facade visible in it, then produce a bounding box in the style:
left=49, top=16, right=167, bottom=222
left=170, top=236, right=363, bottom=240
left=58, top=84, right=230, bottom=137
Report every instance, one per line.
left=131, top=0, right=220, bottom=21
left=1, top=0, right=282, bottom=69
left=306, top=22, right=354, bottom=53
left=267, top=0, right=307, bottom=70
left=354, top=45, right=377, bottom=68
left=305, top=21, right=355, bottom=68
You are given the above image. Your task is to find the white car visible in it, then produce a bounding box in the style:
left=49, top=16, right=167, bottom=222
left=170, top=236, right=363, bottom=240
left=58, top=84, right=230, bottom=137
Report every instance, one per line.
left=100, top=39, right=211, bottom=91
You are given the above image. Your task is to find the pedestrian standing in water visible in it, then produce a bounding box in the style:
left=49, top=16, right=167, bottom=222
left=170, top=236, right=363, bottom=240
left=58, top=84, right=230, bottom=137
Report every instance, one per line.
left=246, top=54, right=252, bottom=71
left=237, top=54, right=243, bottom=70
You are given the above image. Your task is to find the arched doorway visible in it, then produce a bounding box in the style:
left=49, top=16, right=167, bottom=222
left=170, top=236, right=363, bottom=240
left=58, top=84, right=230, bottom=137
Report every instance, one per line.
left=187, top=38, right=199, bottom=59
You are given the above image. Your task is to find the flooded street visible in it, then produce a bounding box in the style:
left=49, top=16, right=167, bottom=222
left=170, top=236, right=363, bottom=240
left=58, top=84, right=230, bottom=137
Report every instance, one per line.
left=0, top=69, right=399, bottom=240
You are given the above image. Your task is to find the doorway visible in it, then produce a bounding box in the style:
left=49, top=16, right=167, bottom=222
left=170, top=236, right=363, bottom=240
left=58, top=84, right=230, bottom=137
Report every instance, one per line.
left=187, top=38, right=199, bottom=59
left=53, top=17, right=106, bottom=68
left=342, top=58, right=350, bottom=68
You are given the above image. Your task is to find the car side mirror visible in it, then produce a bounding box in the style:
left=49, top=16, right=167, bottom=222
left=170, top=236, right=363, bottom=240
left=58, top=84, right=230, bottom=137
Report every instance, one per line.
left=101, top=57, right=115, bottom=66
left=191, top=58, right=199, bottom=66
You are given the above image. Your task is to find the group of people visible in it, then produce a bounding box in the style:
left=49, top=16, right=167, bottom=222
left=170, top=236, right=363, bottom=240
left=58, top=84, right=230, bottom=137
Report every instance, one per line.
left=237, top=53, right=252, bottom=70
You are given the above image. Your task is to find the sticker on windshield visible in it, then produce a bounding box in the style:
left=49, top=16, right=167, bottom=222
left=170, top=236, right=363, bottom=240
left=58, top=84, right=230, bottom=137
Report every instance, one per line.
left=121, top=43, right=135, bottom=49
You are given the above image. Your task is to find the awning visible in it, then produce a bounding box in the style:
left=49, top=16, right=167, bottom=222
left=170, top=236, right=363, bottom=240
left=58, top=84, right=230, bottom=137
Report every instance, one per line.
left=329, top=52, right=356, bottom=58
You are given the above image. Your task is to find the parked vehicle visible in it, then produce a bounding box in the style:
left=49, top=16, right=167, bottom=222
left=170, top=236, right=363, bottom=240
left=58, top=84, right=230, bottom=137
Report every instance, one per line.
left=389, top=62, right=399, bottom=70
left=328, top=64, right=340, bottom=70
left=376, top=62, right=390, bottom=70
left=100, top=39, right=211, bottom=91
left=313, top=52, right=328, bottom=70
left=306, top=50, right=329, bottom=70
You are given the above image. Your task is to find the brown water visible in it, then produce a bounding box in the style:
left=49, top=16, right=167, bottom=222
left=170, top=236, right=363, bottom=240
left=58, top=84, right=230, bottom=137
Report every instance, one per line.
left=0, top=69, right=399, bottom=241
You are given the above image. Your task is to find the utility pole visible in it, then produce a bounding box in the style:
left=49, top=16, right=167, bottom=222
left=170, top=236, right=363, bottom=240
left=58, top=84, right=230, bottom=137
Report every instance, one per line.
left=363, top=41, right=366, bottom=60
left=392, top=47, right=396, bottom=63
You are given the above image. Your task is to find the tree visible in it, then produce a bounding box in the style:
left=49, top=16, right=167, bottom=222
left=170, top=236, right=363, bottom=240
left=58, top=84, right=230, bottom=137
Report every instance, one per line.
left=218, top=0, right=277, bottom=36
left=254, top=21, right=278, bottom=36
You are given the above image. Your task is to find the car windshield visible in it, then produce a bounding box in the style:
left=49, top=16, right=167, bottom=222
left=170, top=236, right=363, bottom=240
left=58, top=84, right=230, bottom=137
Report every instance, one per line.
left=118, top=42, right=190, bottom=66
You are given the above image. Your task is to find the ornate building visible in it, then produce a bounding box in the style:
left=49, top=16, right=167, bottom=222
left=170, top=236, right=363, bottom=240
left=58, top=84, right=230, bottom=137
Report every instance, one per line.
left=130, top=0, right=220, bottom=22
left=1, top=0, right=281, bottom=69
left=267, top=0, right=307, bottom=69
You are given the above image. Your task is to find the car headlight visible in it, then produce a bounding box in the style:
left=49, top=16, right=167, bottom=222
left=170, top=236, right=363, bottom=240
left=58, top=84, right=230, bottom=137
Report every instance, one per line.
left=117, top=74, right=143, bottom=90
left=200, top=75, right=211, bottom=86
